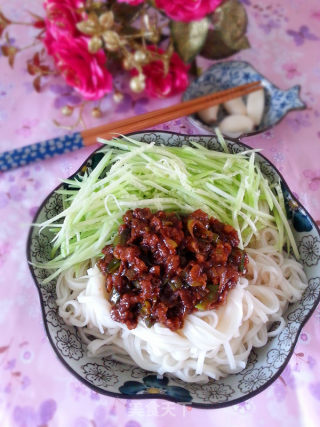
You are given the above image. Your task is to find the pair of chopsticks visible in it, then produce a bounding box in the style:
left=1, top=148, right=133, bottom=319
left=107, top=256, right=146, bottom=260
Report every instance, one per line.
left=0, top=81, right=262, bottom=172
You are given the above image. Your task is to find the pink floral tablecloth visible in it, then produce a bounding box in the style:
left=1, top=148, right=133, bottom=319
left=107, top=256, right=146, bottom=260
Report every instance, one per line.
left=1, top=0, right=320, bottom=426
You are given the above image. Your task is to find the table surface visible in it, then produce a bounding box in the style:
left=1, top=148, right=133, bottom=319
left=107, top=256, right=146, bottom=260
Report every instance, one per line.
left=1, top=0, right=320, bottom=426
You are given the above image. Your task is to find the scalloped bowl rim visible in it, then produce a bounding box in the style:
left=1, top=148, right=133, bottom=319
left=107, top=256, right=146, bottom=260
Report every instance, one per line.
left=27, top=131, right=320, bottom=409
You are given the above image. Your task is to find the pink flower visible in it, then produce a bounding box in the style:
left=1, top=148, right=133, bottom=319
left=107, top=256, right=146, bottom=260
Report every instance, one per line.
left=303, top=169, right=320, bottom=191
left=133, top=46, right=189, bottom=97
left=155, top=0, right=222, bottom=22
left=311, top=10, right=320, bottom=20
left=43, top=1, right=112, bottom=100
left=15, top=119, right=39, bottom=138
left=117, top=0, right=145, bottom=5
left=50, top=36, right=112, bottom=100
left=0, top=242, right=11, bottom=267
left=43, top=0, right=84, bottom=55
left=282, top=63, right=301, bottom=80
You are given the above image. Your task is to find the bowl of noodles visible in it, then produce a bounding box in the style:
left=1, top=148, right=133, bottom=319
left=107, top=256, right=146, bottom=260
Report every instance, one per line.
left=27, top=131, right=320, bottom=408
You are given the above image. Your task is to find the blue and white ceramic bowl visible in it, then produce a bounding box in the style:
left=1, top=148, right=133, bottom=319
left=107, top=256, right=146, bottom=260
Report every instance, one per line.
left=183, top=60, right=306, bottom=137
left=27, top=131, right=320, bottom=408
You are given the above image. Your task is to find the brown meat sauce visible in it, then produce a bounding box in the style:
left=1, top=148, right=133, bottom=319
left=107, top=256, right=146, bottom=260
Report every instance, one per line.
left=98, top=208, right=248, bottom=331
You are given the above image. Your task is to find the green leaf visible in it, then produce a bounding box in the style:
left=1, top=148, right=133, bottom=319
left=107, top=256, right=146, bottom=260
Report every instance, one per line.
left=171, top=18, right=210, bottom=63
left=201, top=30, right=250, bottom=60
left=200, top=0, right=250, bottom=60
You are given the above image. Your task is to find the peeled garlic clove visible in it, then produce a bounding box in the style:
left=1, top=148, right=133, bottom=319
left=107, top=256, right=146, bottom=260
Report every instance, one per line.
left=197, top=105, right=219, bottom=124
left=223, top=97, right=247, bottom=115
left=247, top=89, right=265, bottom=125
left=219, top=114, right=255, bottom=137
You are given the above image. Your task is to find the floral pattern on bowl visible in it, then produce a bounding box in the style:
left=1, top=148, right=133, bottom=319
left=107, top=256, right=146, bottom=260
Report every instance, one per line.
left=27, top=131, right=320, bottom=408
left=183, top=60, right=306, bottom=137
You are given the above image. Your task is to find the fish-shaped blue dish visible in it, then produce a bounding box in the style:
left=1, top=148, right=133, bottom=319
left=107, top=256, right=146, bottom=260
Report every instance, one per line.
left=183, top=60, right=306, bottom=137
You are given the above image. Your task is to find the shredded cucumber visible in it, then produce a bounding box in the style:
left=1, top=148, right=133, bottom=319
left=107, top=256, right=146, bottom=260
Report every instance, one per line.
left=36, top=134, right=298, bottom=282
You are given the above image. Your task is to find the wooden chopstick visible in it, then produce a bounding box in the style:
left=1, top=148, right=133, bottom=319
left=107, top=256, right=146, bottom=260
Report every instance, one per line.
left=82, top=81, right=262, bottom=145
left=0, top=81, right=263, bottom=172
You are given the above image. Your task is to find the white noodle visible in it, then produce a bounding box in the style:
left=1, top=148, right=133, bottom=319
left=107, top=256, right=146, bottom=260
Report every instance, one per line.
left=55, top=228, right=307, bottom=383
